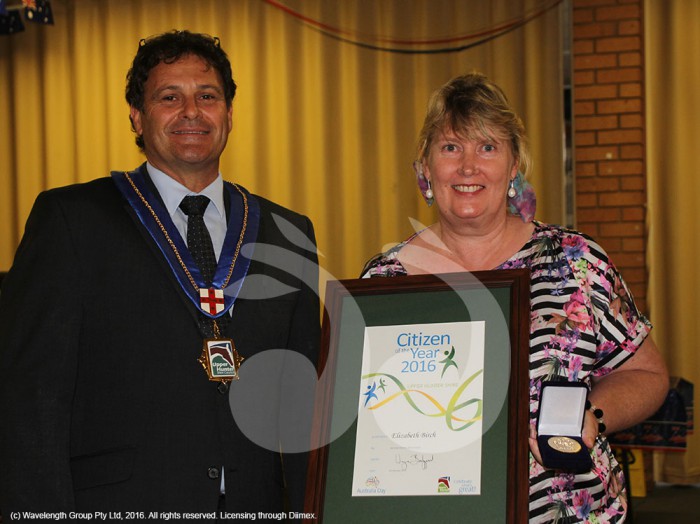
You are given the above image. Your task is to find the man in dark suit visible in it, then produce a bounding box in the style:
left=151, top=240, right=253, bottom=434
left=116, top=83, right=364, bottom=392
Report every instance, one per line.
left=0, top=31, right=319, bottom=518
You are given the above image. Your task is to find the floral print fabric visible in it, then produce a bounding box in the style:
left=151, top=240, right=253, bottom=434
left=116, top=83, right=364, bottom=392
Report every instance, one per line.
left=362, top=221, right=651, bottom=523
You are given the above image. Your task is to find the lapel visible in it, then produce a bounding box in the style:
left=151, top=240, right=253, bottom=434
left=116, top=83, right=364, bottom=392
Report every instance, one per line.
left=116, top=164, right=203, bottom=329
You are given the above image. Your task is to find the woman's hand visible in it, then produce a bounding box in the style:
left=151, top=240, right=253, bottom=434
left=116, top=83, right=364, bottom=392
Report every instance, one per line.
left=529, top=336, right=668, bottom=468
left=529, top=410, right=599, bottom=467
left=528, top=423, right=544, bottom=465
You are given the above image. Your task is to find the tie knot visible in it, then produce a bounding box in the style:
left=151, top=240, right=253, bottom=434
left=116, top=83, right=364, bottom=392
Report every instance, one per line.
left=179, top=195, right=210, bottom=217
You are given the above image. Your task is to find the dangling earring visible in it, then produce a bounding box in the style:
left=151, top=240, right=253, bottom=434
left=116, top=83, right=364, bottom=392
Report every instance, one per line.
left=414, top=160, right=434, bottom=206
left=507, top=178, right=517, bottom=198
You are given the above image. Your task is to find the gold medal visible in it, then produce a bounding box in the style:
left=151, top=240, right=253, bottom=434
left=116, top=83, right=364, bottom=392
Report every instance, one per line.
left=198, top=337, right=244, bottom=382
left=547, top=436, right=582, bottom=454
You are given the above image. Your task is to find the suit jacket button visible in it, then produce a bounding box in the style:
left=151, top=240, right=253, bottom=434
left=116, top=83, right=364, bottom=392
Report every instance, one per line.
left=207, top=467, right=220, bottom=480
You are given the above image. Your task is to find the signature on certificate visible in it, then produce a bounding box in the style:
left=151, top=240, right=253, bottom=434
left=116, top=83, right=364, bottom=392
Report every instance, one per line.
left=391, top=453, right=434, bottom=472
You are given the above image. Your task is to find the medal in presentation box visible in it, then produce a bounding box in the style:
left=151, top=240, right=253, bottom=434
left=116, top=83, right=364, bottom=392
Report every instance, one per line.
left=536, top=381, right=593, bottom=473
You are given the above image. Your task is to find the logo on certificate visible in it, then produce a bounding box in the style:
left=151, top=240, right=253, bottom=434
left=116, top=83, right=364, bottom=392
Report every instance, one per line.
left=438, top=476, right=450, bottom=493
left=365, top=476, right=380, bottom=488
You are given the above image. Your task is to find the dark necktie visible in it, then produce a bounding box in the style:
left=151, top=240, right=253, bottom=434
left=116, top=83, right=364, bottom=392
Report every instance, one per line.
left=179, top=195, right=217, bottom=286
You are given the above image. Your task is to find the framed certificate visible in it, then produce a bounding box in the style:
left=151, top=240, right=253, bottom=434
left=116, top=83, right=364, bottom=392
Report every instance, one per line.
left=304, top=269, right=531, bottom=523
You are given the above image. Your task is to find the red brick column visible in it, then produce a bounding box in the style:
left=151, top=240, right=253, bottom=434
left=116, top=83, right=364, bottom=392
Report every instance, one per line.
left=572, top=0, right=647, bottom=312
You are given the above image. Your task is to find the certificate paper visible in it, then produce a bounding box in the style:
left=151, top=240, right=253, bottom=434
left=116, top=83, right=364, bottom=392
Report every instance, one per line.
left=352, top=321, right=485, bottom=497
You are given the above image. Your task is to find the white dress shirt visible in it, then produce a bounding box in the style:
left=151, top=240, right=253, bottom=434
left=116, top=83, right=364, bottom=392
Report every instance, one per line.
left=146, top=163, right=227, bottom=261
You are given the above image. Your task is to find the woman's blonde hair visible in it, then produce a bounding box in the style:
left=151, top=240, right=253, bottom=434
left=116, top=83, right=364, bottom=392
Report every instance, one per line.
left=416, top=72, right=531, bottom=176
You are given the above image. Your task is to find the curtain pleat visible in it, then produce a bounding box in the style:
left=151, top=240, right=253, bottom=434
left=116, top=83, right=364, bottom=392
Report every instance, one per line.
left=0, top=0, right=563, bottom=280
left=646, top=0, right=700, bottom=483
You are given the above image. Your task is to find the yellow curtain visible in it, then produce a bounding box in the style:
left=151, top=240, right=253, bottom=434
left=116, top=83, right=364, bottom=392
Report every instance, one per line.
left=646, top=0, right=700, bottom=483
left=0, top=0, right=563, bottom=282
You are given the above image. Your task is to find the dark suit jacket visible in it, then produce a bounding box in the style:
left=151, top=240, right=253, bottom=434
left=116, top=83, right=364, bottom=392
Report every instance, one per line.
left=0, top=166, right=320, bottom=516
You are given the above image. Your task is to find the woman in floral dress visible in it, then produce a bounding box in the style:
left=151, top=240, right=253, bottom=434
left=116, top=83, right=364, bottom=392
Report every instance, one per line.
left=362, top=73, right=668, bottom=523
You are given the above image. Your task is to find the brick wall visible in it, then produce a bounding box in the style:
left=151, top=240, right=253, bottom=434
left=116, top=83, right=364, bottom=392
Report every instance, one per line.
left=572, top=0, right=647, bottom=313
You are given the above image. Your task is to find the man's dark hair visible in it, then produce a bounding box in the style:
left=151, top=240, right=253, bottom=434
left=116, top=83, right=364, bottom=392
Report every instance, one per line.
left=125, top=30, right=237, bottom=150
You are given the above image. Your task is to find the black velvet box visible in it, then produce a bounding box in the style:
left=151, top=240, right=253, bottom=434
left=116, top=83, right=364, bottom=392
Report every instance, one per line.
left=536, top=381, right=593, bottom=473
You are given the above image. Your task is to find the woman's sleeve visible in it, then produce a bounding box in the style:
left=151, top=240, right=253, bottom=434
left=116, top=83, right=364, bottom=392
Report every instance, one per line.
left=587, top=244, right=652, bottom=376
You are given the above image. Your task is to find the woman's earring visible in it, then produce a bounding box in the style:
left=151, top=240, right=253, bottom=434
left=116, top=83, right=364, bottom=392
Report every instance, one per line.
left=507, top=178, right=517, bottom=198
left=414, top=160, right=434, bottom=206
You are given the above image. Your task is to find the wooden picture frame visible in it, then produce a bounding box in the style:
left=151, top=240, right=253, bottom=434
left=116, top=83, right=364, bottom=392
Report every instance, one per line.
left=304, top=269, right=531, bottom=523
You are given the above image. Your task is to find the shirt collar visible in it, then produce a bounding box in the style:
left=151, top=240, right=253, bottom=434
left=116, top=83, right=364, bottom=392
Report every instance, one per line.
left=146, top=162, right=226, bottom=220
